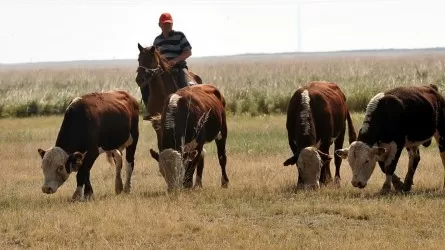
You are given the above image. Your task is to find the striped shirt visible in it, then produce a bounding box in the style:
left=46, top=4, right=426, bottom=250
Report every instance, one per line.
left=153, top=30, right=192, bottom=68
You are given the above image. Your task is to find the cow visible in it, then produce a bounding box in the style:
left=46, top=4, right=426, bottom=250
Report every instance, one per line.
left=37, top=90, right=140, bottom=201
left=148, top=84, right=228, bottom=192
left=283, top=81, right=357, bottom=189
left=335, top=84, right=445, bottom=193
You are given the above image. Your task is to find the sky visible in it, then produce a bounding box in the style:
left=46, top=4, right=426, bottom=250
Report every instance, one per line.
left=0, top=0, right=444, bottom=64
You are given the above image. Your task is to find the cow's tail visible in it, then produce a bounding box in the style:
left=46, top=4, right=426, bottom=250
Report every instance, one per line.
left=346, top=109, right=357, bottom=144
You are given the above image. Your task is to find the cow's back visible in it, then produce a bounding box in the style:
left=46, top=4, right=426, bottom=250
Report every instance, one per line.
left=307, top=82, right=349, bottom=137
left=287, top=81, right=348, bottom=144
left=160, top=84, right=226, bottom=150
left=359, top=84, right=444, bottom=144
left=56, top=90, right=139, bottom=153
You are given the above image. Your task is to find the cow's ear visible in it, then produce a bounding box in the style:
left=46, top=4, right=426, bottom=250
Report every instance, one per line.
left=315, top=140, right=321, bottom=149
left=371, top=147, right=386, bottom=157
left=335, top=148, right=349, bottom=159
left=68, top=151, right=86, bottom=172
left=318, top=150, right=333, bottom=164
left=138, top=43, right=144, bottom=52
left=38, top=148, right=46, bottom=159
left=150, top=149, right=159, bottom=162
left=283, top=155, right=298, bottom=166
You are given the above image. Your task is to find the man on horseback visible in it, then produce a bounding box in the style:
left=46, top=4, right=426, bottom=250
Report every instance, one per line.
left=153, top=12, right=192, bottom=90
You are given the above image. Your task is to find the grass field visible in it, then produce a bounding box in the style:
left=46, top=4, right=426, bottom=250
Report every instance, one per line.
left=2, top=113, right=445, bottom=249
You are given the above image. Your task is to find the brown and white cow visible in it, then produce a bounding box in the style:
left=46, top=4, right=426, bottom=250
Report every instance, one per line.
left=283, top=81, right=357, bottom=189
left=37, top=90, right=139, bottom=201
left=149, top=84, right=228, bottom=192
left=336, top=84, right=445, bottom=193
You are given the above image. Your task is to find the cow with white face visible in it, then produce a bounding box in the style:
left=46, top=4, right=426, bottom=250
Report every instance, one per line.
left=283, top=81, right=357, bottom=189
left=149, top=84, right=228, bottom=192
left=38, top=148, right=85, bottom=194
left=336, top=84, right=445, bottom=193
left=37, top=90, right=140, bottom=201
left=284, top=145, right=332, bottom=189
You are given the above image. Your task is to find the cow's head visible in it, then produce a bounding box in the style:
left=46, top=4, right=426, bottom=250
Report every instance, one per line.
left=283, top=146, right=332, bottom=189
left=149, top=148, right=198, bottom=192
left=37, top=147, right=86, bottom=194
left=335, top=141, right=386, bottom=188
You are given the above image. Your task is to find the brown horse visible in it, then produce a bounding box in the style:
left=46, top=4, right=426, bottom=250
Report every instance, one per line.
left=135, top=43, right=202, bottom=124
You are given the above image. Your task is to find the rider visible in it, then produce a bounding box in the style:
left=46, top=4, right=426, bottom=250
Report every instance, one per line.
left=153, top=12, right=193, bottom=90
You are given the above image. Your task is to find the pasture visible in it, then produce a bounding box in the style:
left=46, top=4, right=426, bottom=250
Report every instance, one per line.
left=2, top=49, right=445, bottom=248
left=1, top=114, right=445, bottom=249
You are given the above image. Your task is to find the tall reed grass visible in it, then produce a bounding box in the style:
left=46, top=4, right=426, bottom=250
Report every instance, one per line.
left=1, top=50, right=445, bottom=117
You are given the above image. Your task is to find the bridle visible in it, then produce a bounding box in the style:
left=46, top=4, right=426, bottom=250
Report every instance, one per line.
left=137, top=64, right=164, bottom=88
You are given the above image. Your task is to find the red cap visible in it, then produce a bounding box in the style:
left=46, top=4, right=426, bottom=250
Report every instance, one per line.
left=159, top=13, right=173, bottom=24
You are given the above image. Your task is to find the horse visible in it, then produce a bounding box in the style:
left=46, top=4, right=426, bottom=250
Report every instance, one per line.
left=135, top=43, right=202, bottom=119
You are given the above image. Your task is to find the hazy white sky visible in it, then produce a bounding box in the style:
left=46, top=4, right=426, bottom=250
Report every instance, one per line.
left=0, top=0, right=444, bottom=63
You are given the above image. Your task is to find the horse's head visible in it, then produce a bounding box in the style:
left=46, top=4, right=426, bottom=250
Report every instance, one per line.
left=135, top=43, right=170, bottom=87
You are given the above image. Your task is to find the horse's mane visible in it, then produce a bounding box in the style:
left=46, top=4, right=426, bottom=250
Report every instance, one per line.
left=145, top=46, right=172, bottom=72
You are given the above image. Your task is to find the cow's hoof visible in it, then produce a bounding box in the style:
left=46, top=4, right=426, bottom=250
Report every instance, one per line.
left=123, top=184, right=131, bottom=194
left=402, top=183, right=412, bottom=193
left=183, top=180, right=193, bottom=189
left=84, top=193, right=95, bottom=201
left=379, top=186, right=391, bottom=195
left=115, top=181, right=124, bottom=194
left=392, top=176, right=404, bottom=191
left=221, top=177, right=229, bottom=188
left=193, top=179, right=202, bottom=189
left=334, top=176, right=341, bottom=188
left=71, top=187, right=83, bottom=201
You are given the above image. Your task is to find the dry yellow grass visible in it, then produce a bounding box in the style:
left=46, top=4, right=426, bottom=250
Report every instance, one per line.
left=1, top=114, right=445, bottom=249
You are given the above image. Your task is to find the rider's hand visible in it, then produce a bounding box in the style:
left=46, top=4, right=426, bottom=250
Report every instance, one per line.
left=168, top=59, right=177, bottom=66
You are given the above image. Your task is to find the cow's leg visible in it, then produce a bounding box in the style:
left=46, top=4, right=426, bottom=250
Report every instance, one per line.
left=333, top=128, right=346, bottom=186
left=216, top=122, right=229, bottom=188
left=124, top=131, right=138, bottom=193
left=434, top=132, right=445, bottom=188
left=378, top=160, right=403, bottom=190
left=194, top=153, right=204, bottom=189
left=380, top=146, right=403, bottom=194
left=318, top=140, right=333, bottom=185
left=403, top=147, right=420, bottom=192
left=183, top=159, right=197, bottom=189
left=113, top=150, right=124, bottom=194
left=83, top=171, right=95, bottom=201
left=73, top=151, right=98, bottom=201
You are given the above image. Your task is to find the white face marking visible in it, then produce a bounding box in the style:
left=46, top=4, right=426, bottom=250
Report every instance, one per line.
left=300, top=90, right=311, bottom=136
left=361, top=92, right=384, bottom=133
left=40, top=147, right=71, bottom=194
left=158, top=149, right=185, bottom=191
left=297, top=147, right=322, bottom=189
left=346, top=141, right=387, bottom=188
left=165, top=94, right=181, bottom=130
